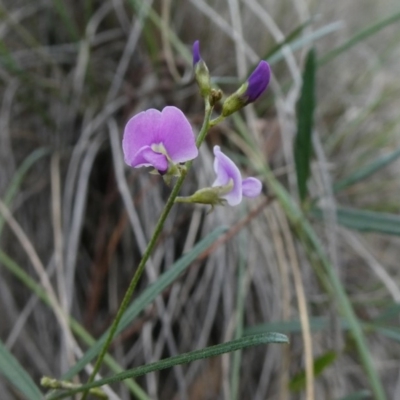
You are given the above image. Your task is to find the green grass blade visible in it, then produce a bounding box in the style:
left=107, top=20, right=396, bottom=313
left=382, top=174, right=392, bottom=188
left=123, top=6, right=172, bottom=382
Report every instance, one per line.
left=0, top=339, right=43, bottom=400
left=47, top=333, right=289, bottom=399
left=338, top=390, right=371, bottom=400
left=373, top=303, right=400, bottom=323
left=294, top=48, right=316, bottom=202
left=268, top=21, right=343, bottom=65
left=263, top=17, right=314, bottom=61
left=319, top=10, right=400, bottom=66
left=373, top=326, right=400, bottom=342
left=289, top=351, right=337, bottom=392
left=334, top=146, right=400, bottom=192
left=312, top=206, right=400, bottom=235
left=51, top=0, right=80, bottom=41
left=62, top=226, right=228, bottom=380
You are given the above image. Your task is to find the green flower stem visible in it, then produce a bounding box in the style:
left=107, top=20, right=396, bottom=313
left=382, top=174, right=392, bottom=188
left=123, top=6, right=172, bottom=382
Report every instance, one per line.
left=259, top=160, right=386, bottom=400
left=82, top=100, right=214, bottom=398
left=210, top=114, right=225, bottom=127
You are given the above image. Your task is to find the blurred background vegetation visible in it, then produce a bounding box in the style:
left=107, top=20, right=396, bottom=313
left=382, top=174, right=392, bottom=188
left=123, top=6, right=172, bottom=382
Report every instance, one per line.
left=1, top=0, right=400, bottom=399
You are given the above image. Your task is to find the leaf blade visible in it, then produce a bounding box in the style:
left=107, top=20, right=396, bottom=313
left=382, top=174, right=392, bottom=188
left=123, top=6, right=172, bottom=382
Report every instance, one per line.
left=48, top=333, right=289, bottom=399
left=294, top=48, right=316, bottom=202
left=0, top=339, right=43, bottom=400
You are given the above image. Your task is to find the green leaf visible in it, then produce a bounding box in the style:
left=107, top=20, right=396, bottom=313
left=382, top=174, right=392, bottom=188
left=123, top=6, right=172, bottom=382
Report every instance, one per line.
left=62, top=226, right=228, bottom=380
left=338, top=390, right=371, bottom=400
left=0, top=339, right=43, bottom=400
left=319, top=10, right=400, bottom=65
left=373, top=303, right=400, bottom=323
left=268, top=22, right=343, bottom=66
left=294, top=48, right=316, bottom=202
left=51, top=0, right=80, bottom=41
left=334, top=146, right=400, bottom=193
left=48, top=333, right=289, bottom=399
left=263, top=18, right=315, bottom=62
left=373, top=326, right=400, bottom=342
left=289, top=350, right=337, bottom=392
left=312, top=206, right=400, bottom=236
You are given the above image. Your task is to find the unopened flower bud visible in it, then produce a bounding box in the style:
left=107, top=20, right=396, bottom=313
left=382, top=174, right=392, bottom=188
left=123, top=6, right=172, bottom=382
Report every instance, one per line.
left=193, top=40, right=211, bottom=98
left=222, top=60, right=270, bottom=117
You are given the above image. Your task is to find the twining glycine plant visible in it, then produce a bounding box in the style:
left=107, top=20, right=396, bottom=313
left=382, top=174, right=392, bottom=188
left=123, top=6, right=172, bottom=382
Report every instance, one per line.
left=123, top=40, right=268, bottom=207
left=42, top=40, right=272, bottom=399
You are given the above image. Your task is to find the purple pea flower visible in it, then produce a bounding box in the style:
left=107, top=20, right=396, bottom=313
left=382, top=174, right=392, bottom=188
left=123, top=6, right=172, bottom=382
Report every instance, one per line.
left=222, top=60, right=271, bottom=117
left=213, top=146, right=262, bottom=206
left=123, top=106, right=198, bottom=173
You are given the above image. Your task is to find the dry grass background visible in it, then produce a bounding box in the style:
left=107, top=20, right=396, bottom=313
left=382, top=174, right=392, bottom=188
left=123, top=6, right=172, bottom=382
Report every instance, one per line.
left=0, top=0, right=400, bottom=399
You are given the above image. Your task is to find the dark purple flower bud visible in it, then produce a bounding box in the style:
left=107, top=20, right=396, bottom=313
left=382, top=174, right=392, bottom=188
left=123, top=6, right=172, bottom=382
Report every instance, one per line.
left=192, top=40, right=211, bottom=98
left=222, top=60, right=271, bottom=117
left=193, top=40, right=201, bottom=66
left=244, top=60, right=271, bottom=104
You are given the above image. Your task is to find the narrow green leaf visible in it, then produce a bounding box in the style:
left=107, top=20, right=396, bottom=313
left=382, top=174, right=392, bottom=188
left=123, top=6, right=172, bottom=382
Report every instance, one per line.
left=294, top=48, right=316, bottom=202
left=262, top=17, right=316, bottom=64
left=334, top=146, right=400, bottom=192
left=0, top=339, right=43, bottom=400
left=373, top=303, right=400, bottom=323
left=319, top=10, right=400, bottom=65
left=268, top=22, right=343, bottom=65
left=312, top=206, right=400, bottom=236
left=338, top=390, right=371, bottom=400
left=289, top=350, right=337, bottom=392
left=48, top=333, right=289, bottom=399
left=51, top=0, right=80, bottom=41
left=62, top=226, right=228, bottom=380
left=373, top=326, right=400, bottom=342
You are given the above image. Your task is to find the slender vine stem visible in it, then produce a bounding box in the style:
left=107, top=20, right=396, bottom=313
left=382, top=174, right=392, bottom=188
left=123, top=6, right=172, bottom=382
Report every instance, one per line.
left=81, top=100, right=213, bottom=398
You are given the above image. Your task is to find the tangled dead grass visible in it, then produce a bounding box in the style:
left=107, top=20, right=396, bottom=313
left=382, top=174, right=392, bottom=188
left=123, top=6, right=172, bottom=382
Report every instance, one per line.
left=1, top=0, right=400, bottom=399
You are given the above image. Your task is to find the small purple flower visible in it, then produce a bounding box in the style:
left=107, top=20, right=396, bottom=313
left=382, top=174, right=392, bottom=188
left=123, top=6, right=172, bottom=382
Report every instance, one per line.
left=243, top=60, right=271, bottom=104
left=192, top=40, right=201, bottom=66
left=123, top=106, right=198, bottom=173
left=213, top=146, right=262, bottom=206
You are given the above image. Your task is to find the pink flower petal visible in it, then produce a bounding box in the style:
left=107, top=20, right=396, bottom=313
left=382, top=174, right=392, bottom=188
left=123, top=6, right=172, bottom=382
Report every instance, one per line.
left=129, top=146, right=168, bottom=172
left=159, top=106, right=198, bottom=163
left=212, top=146, right=242, bottom=206
left=122, top=106, right=198, bottom=171
left=123, top=109, right=162, bottom=166
left=242, top=177, right=262, bottom=197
